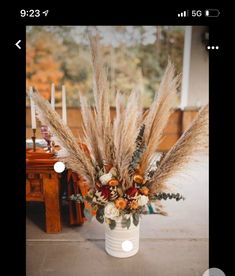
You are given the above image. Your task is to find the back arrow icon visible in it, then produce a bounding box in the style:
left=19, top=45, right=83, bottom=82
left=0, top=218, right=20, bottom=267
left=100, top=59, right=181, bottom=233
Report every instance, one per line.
left=15, top=40, right=21, bottom=49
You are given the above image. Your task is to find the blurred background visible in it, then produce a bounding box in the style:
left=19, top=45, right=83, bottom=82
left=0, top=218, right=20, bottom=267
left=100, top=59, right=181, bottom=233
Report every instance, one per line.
left=26, top=26, right=208, bottom=150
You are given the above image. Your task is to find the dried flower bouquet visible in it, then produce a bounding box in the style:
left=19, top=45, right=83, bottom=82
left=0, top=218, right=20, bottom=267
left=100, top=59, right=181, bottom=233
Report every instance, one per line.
left=29, top=35, right=208, bottom=230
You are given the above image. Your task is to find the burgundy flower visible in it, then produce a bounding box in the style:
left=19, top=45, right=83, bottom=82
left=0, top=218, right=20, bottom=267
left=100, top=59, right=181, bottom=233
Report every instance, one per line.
left=125, top=187, right=139, bottom=200
left=94, top=185, right=111, bottom=205
left=98, top=185, right=111, bottom=200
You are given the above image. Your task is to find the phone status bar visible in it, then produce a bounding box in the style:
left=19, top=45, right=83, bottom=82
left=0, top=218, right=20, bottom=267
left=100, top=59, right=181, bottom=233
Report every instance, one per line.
left=178, top=9, right=220, bottom=18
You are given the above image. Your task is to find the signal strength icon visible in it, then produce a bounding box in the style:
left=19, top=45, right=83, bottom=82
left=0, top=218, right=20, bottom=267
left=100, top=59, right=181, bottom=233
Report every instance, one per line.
left=178, top=11, right=188, bottom=17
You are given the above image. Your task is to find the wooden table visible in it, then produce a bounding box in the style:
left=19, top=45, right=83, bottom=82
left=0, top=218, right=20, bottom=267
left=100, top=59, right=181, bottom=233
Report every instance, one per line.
left=26, top=149, right=62, bottom=233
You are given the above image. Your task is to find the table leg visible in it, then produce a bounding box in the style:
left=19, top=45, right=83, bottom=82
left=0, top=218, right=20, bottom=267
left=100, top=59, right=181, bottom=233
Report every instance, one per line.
left=43, top=174, right=62, bottom=233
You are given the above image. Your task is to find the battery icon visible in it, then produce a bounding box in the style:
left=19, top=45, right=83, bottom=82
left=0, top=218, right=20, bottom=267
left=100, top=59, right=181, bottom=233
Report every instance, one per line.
left=205, top=9, right=220, bottom=17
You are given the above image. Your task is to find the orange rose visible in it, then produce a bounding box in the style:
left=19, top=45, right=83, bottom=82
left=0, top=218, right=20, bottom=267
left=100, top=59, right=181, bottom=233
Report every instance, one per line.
left=139, top=186, right=149, bottom=196
left=129, top=200, right=139, bottom=209
left=115, top=197, right=127, bottom=209
left=133, top=174, right=144, bottom=185
left=108, top=179, right=119, bottom=187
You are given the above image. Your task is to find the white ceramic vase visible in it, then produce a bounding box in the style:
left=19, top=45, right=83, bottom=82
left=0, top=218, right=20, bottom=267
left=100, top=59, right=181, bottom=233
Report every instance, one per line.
left=105, top=217, right=140, bottom=258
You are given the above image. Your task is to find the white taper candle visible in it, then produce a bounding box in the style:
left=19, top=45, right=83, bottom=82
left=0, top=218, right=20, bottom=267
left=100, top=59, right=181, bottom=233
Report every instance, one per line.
left=29, top=87, right=36, bottom=129
left=62, top=85, right=67, bottom=124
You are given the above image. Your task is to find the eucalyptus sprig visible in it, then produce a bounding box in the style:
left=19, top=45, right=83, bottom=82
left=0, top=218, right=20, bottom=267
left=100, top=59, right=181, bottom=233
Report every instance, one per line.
left=150, top=192, right=185, bottom=201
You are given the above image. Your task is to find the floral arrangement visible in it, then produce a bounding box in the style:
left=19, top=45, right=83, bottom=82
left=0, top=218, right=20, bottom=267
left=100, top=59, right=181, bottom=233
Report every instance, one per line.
left=83, top=128, right=185, bottom=229
left=29, top=35, right=208, bottom=230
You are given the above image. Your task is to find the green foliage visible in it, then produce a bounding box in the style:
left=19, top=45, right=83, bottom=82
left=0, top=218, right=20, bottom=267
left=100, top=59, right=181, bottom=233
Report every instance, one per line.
left=151, top=192, right=185, bottom=201
left=128, top=124, right=146, bottom=176
left=109, top=219, right=116, bottom=230
left=121, top=216, right=131, bottom=229
left=83, top=208, right=92, bottom=221
left=70, top=193, right=84, bottom=202
left=96, top=206, right=104, bottom=224
left=132, top=213, right=139, bottom=226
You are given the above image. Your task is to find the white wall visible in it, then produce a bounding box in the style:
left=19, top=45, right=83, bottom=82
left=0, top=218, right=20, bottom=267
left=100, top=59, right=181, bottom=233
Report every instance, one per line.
left=181, top=26, right=209, bottom=108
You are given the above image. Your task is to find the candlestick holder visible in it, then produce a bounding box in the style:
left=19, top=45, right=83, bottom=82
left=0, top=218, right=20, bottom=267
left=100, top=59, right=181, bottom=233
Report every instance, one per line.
left=40, top=125, right=52, bottom=152
left=32, top=128, right=36, bottom=152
